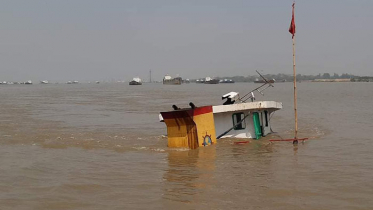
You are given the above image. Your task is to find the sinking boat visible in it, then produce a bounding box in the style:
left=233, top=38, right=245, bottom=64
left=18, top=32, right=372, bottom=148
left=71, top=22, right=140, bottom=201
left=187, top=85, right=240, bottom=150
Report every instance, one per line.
left=159, top=79, right=281, bottom=149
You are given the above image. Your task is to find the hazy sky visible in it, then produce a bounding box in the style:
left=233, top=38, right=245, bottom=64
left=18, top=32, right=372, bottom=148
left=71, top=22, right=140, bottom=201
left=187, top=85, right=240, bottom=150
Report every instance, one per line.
left=1, top=0, right=372, bottom=82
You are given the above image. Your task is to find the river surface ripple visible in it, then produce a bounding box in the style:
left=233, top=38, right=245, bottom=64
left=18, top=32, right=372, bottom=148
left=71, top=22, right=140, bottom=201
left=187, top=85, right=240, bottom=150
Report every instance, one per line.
left=0, top=82, right=372, bottom=209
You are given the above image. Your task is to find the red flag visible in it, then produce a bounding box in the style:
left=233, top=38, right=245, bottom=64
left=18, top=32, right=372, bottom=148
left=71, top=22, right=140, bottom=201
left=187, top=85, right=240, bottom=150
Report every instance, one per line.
left=289, top=3, right=296, bottom=38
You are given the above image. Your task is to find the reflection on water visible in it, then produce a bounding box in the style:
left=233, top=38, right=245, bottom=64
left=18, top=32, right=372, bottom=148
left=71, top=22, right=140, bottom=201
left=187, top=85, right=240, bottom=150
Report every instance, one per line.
left=0, top=83, right=373, bottom=209
left=163, top=146, right=216, bottom=205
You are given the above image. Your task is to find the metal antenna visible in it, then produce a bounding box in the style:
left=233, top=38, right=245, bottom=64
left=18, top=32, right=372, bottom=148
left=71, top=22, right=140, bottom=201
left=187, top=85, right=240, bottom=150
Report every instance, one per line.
left=256, top=70, right=274, bottom=87
left=240, top=70, right=274, bottom=102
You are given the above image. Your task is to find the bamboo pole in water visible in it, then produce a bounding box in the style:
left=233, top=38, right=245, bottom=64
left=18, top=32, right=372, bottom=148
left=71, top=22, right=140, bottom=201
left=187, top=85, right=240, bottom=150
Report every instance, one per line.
left=292, top=36, right=298, bottom=144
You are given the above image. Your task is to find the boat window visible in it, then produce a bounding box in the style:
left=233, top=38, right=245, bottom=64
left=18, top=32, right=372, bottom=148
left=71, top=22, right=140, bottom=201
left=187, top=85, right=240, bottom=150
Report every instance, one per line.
left=264, top=111, right=269, bottom=127
left=232, top=113, right=246, bottom=130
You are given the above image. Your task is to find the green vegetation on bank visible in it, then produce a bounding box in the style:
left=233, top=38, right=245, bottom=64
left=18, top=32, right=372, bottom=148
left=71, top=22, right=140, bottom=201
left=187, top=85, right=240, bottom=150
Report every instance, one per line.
left=351, top=77, right=373, bottom=82
left=193, top=73, right=366, bottom=82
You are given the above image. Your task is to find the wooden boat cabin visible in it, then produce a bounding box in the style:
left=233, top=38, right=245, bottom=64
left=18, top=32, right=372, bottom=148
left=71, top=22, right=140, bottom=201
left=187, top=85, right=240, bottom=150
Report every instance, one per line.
left=160, top=92, right=282, bottom=149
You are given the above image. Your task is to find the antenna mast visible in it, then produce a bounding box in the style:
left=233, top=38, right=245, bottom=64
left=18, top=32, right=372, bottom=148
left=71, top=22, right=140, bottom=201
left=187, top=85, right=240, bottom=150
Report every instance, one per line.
left=149, top=70, right=152, bottom=83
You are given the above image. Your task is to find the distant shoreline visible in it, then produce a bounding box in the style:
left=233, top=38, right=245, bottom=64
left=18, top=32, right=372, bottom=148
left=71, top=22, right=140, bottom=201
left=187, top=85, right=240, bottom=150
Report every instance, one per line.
left=312, top=79, right=351, bottom=82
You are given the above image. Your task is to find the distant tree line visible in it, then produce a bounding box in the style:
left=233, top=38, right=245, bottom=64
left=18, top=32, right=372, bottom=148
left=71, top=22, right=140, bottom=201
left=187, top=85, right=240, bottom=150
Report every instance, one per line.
left=193, top=73, right=357, bottom=82
left=351, top=76, right=373, bottom=82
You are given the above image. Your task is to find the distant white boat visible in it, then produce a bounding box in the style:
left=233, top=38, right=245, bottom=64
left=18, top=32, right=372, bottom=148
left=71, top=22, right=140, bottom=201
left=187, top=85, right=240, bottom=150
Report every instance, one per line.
left=25, top=80, right=33, bottom=85
left=204, top=77, right=219, bottom=84
left=40, top=80, right=49, bottom=84
left=163, top=75, right=182, bottom=85
left=220, top=79, right=235, bottom=83
left=129, top=77, right=142, bottom=85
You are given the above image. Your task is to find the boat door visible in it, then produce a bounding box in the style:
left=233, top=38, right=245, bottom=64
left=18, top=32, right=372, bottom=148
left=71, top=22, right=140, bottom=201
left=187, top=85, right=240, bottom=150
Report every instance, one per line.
left=262, top=110, right=271, bottom=136
left=253, top=112, right=262, bottom=139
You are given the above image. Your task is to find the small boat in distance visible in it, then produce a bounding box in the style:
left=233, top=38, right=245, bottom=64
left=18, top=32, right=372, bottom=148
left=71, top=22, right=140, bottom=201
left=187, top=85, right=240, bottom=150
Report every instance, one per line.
left=220, top=79, right=235, bottom=83
left=40, top=80, right=49, bottom=84
left=254, top=78, right=275, bottom=83
left=129, top=77, right=142, bottom=85
left=25, top=80, right=33, bottom=85
left=204, top=77, right=219, bottom=84
left=163, top=75, right=182, bottom=85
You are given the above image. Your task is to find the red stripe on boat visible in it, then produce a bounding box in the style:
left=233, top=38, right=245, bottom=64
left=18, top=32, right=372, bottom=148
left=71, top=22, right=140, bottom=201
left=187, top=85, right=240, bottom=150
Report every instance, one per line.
left=161, top=106, right=212, bottom=120
left=192, top=106, right=212, bottom=116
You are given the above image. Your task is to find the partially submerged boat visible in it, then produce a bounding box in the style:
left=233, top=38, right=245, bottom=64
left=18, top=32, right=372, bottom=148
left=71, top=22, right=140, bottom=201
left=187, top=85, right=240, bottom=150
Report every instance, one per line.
left=160, top=81, right=282, bottom=149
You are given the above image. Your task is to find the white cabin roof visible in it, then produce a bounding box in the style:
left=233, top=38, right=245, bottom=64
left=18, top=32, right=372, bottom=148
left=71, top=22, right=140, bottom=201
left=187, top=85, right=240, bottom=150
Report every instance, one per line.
left=213, top=101, right=282, bottom=114
left=132, top=77, right=142, bottom=82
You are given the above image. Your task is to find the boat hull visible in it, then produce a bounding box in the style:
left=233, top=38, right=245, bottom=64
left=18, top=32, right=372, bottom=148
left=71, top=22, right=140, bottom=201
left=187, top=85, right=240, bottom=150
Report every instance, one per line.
left=163, top=77, right=182, bottom=85
left=129, top=81, right=142, bottom=85
left=254, top=79, right=275, bottom=83
left=204, top=79, right=220, bottom=84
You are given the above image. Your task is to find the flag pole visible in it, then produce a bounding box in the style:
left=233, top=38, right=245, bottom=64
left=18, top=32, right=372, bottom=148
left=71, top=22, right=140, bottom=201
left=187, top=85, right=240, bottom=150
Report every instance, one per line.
left=268, top=3, right=309, bottom=144
left=292, top=34, right=298, bottom=144
left=289, top=2, right=298, bottom=144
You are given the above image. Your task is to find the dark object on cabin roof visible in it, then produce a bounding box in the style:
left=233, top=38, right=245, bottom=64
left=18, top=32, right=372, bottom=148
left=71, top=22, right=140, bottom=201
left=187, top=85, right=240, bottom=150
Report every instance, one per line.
left=223, top=98, right=235, bottom=105
left=172, top=105, right=180, bottom=110
left=189, top=102, right=196, bottom=109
